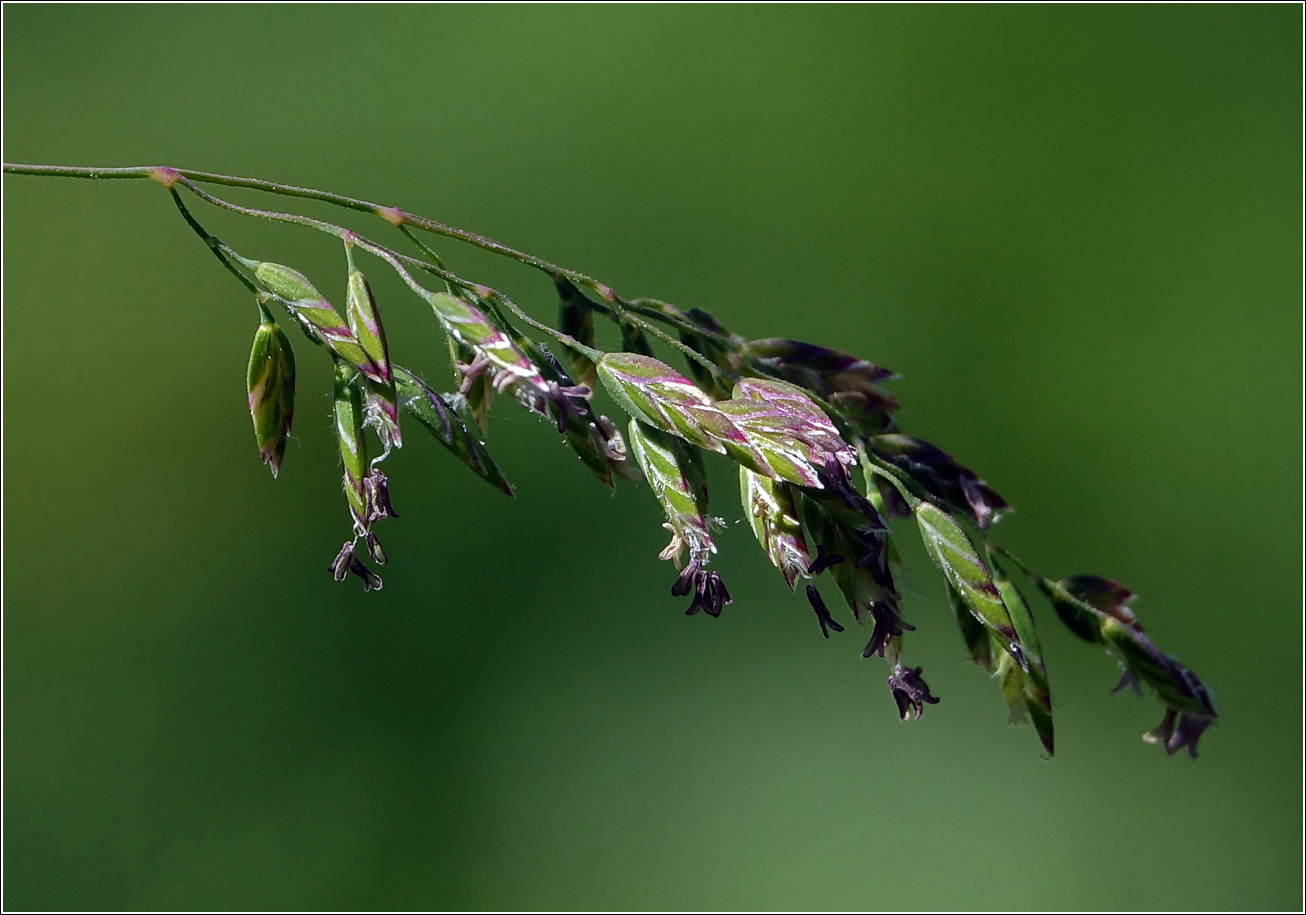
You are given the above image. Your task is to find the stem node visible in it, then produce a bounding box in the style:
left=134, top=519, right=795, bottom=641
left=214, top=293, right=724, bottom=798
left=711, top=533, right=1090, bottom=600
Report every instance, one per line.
left=149, top=166, right=181, bottom=188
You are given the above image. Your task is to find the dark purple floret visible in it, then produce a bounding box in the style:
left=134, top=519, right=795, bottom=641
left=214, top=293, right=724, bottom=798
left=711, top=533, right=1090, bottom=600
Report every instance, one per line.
left=887, top=665, right=940, bottom=721
left=804, top=584, right=844, bottom=638
left=673, top=561, right=732, bottom=618
left=958, top=476, right=1001, bottom=530
left=770, top=339, right=890, bottom=378
left=806, top=545, right=845, bottom=576
left=861, top=601, right=916, bottom=658
left=868, top=434, right=1010, bottom=530
left=364, top=469, right=399, bottom=522
left=683, top=307, right=736, bottom=338
left=1061, top=574, right=1139, bottom=627
left=743, top=337, right=897, bottom=393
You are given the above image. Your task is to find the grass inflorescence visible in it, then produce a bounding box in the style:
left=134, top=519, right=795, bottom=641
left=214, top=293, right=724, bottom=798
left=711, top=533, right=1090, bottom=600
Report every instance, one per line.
left=2, top=162, right=1219, bottom=759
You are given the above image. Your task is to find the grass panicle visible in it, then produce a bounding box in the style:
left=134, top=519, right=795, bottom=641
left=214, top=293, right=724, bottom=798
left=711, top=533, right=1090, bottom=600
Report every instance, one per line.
left=2, top=161, right=1219, bottom=759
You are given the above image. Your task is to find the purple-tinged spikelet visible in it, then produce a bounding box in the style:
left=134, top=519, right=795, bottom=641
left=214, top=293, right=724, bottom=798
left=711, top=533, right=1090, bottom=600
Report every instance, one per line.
left=246, top=304, right=296, bottom=477
left=253, top=262, right=384, bottom=384
left=344, top=250, right=401, bottom=450
left=628, top=419, right=731, bottom=618
left=1038, top=574, right=1216, bottom=756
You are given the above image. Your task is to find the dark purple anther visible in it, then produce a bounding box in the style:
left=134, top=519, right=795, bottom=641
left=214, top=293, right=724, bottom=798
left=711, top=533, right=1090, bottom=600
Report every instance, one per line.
left=805, top=584, right=844, bottom=638
left=862, top=601, right=915, bottom=658
left=546, top=380, right=592, bottom=433
left=364, top=469, right=399, bottom=522
left=1145, top=708, right=1212, bottom=758
left=351, top=556, right=384, bottom=591
left=364, top=531, right=387, bottom=565
left=692, top=570, right=732, bottom=618
left=329, top=540, right=356, bottom=582
left=806, top=545, right=845, bottom=576
left=671, top=559, right=702, bottom=598
left=887, top=665, right=940, bottom=721
left=1112, top=668, right=1142, bottom=695
left=677, top=563, right=732, bottom=618
left=328, top=540, right=383, bottom=591
left=1167, top=713, right=1213, bottom=758
left=1144, top=708, right=1177, bottom=748
left=456, top=353, right=492, bottom=394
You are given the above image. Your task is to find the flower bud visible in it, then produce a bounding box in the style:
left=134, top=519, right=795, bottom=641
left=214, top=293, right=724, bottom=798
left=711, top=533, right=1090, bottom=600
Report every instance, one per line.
left=988, top=550, right=1054, bottom=755
left=246, top=304, right=296, bottom=477
left=252, top=261, right=320, bottom=301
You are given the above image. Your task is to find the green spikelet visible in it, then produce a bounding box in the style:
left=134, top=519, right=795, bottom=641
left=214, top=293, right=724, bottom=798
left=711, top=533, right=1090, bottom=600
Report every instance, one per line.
left=740, top=468, right=811, bottom=589
left=246, top=303, right=296, bottom=477
left=253, top=261, right=381, bottom=383
left=344, top=246, right=400, bottom=449
left=333, top=361, right=369, bottom=529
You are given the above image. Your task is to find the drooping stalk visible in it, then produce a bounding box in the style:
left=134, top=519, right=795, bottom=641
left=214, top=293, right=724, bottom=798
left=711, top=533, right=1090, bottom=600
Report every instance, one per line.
left=2, top=161, right=1219, bottom=759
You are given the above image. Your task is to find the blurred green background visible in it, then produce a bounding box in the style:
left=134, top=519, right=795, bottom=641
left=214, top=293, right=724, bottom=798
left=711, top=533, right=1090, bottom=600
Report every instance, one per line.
left=3, top=5, right=1301, bottom=911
